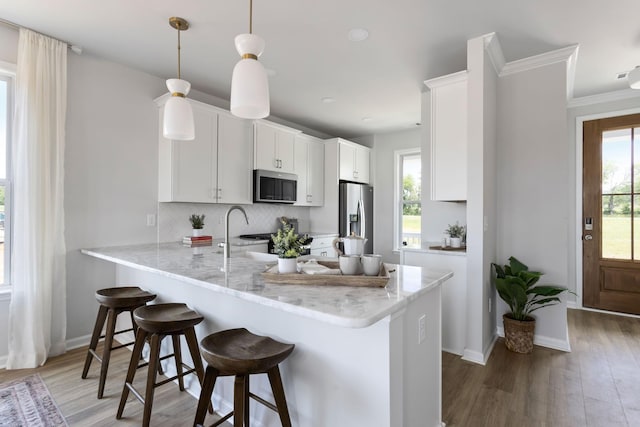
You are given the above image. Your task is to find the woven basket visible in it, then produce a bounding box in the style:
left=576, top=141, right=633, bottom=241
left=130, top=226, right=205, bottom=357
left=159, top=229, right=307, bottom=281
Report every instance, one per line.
left=502, top=314, right=535, bottom=354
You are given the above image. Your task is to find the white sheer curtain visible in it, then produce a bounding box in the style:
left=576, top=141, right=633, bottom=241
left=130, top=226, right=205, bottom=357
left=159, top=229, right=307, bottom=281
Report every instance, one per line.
left=7, top=28, right=67, bottom=369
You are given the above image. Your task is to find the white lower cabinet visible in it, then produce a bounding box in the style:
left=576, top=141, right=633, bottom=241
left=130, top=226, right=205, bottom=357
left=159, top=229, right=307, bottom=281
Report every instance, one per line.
left=294, top=134, right=324, bottom=206
left=401, top=249, right=467, bottom=355
left=158, top=99, right=253, bottom=204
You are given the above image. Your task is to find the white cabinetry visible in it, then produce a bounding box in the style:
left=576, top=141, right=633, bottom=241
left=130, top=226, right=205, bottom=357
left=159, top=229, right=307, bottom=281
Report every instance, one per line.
left=338, top=139, right=370, bottom=184
left=424, top=71, right=467, bottom=201
left=294, top=134, right=324, bottom=206
left=401, top=249, right=466, bottom=355
left=158, top=99, right=253, bottom=204
left=254, top=121, right=299, bottom=173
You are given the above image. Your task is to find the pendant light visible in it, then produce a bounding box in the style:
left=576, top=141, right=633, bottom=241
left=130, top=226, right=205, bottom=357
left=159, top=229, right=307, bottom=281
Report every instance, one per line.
left=230, top=0, right=270, bottom=119
left=629, top=66, right=640, bottom=89
left=163, top=17, right=195, bottom=140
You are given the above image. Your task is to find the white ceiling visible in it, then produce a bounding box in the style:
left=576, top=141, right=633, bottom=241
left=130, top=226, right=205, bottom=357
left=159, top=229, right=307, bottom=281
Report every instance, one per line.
left=0, top=0, right=639, bottom=138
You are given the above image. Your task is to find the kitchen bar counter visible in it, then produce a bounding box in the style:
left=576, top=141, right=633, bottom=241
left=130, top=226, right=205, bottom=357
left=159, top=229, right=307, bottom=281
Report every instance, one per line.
left=81, top=242, right=450, bottom=427
left=82, top=242, right=450, bottom=328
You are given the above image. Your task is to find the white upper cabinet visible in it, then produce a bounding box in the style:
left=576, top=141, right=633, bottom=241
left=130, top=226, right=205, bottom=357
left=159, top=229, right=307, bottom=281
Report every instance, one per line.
left=294, top=134, right=324, bottom=206
left=424, top=71, right=468, bottom=201
left=158, top=99, right=253, bottom=204
left=338, top=139, right=370, bottom=184
left=254, top=121, right=298, bottom=174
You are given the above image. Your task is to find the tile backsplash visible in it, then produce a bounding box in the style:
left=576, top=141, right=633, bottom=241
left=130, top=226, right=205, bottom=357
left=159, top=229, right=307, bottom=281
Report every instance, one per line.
left=158, top=202, right=312, bottom=242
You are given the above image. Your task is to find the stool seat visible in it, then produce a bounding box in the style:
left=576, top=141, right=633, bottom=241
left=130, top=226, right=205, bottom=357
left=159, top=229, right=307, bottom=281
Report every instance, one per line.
left=194, top=328, right=295, bottom=427
left=96, top=286, right=156, bottom=308
left=118, top=303, right=209, bottom=427
left=134, top=303, right=204, bottom=334
left=82, top=286, right=156, bottom=399
left=200, top=328, right=294, bottom=376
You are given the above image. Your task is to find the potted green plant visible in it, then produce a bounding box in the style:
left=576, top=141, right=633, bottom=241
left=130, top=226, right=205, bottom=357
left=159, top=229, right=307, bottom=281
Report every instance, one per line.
left=189, top=214, right=205, bottom=237
left=271, top=224, right=308, bottom=274
left=445, top=222, right=466, bottom=248
left=491, top=256, right=574, bottom=354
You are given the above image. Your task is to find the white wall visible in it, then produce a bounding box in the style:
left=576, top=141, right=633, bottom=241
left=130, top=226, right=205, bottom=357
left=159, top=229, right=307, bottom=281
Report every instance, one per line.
left=496, top=61, right=570, bottom=350
left=368, top=128, right=421, bottom=263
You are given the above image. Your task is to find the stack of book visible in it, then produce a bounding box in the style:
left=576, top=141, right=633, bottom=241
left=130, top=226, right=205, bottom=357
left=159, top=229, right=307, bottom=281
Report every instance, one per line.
left=183, top=235, right=213, bottom=247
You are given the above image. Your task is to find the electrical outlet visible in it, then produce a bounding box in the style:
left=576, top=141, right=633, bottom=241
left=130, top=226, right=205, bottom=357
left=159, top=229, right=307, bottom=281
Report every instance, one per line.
left=418, top=314, right=426, bottom=344
left=146, top=214, right=156, bottom=227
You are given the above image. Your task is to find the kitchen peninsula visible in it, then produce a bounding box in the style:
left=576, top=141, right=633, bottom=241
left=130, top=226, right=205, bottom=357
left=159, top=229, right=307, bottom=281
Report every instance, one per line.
left=81, top=242, right=451, bottom=427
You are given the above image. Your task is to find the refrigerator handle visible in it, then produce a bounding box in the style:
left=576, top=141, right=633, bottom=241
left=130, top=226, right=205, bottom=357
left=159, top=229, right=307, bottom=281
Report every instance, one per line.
left=358, top=198, right=366, bottom=239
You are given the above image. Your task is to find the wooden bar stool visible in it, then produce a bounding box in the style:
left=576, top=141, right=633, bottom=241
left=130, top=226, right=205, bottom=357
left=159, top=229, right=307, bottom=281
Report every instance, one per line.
left=193, top=328, right=295, bottom=427
left=117, top=303, right=209, bottom=427
left=81, top=286, right=156, bottom=399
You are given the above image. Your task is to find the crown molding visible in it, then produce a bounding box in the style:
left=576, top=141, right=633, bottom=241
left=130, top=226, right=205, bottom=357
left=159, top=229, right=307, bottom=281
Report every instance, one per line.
left=499, top=44, right=579, bottom=77
left=483, top=32, right=505, bottom=75
left=567, top=88, right=640, bottom=108
left=424, top=70, right=467, bottom=89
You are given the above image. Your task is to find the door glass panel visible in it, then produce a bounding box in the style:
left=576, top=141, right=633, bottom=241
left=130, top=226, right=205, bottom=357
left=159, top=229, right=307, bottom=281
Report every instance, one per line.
left=401, top=154, right=421, bottom=248
left=602, top=195, right=631, bottom=259
left=634, top=195, right=640, bottom=260
left=0, top=80, right=6, bottom=180
left=602, top=129, right=631, bottom=194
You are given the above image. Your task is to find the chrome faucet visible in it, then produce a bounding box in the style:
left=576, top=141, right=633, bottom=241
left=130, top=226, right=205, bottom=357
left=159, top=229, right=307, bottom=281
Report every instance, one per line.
left=221, top=205, right=249, bottom=259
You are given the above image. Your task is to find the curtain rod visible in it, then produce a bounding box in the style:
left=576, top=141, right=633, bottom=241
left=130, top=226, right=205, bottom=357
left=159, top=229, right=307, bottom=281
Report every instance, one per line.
left=0, top=17, right=82, bottom=54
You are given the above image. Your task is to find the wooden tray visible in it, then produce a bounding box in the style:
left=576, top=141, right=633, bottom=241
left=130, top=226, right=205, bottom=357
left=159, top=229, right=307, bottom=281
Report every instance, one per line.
left=261, top=261, right=390, bottom=287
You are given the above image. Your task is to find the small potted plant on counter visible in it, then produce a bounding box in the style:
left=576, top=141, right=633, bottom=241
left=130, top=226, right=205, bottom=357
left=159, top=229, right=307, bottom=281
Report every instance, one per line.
left=189, top=214, right=205, bottom=237
left=271, top=223, right=308, bottom=274
left=492, top=256, right=574, bottom=354
left=445, top=222, right=466, bottom=248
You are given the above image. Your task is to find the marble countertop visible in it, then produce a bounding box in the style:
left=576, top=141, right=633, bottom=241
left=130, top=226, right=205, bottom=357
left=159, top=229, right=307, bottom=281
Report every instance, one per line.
left=81, top=242, right=452, bottom=328
left=402, top=244, right=467, bottom=257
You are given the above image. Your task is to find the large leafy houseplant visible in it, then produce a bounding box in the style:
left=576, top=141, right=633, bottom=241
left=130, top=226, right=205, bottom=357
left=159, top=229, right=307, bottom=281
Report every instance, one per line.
left=492, top=256, right=572, bottom=321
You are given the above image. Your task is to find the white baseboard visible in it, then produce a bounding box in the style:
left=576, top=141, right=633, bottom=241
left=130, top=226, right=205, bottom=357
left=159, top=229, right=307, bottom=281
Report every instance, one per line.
left=66, top=333, right=93, bottom=351
left=460, top=333, right=497, bottom=365
left=496, top=326, right=571, bottom=352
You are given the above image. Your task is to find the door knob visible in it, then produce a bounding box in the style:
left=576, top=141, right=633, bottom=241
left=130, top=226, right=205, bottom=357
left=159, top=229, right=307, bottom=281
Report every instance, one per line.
left=584, top=235, right=593, bottom=240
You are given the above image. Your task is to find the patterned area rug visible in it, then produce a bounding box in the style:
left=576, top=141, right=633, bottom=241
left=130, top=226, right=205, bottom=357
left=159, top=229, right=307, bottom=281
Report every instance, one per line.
left=0, top=374, right=68, bottom=426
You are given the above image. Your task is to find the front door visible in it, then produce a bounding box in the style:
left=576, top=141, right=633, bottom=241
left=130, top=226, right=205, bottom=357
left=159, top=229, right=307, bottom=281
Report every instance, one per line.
left=583, top=113, right=640, bottom=314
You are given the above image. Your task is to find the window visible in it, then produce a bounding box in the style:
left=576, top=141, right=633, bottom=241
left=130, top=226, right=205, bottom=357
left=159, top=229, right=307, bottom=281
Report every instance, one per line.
left=0, top=69, right=13, bottom=286
left=395, top=149, right=421, bottom=250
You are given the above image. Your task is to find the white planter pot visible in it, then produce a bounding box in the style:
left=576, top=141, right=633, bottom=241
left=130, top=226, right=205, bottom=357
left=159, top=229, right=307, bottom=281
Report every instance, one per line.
left=450, top=237, right=461, bottom=248
left=192, top=228, right=203, bottom=237
left=278, top=258, right=298, bottom=274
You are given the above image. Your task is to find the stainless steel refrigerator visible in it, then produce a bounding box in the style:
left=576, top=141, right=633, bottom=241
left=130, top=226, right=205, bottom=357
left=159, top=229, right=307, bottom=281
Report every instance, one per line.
left=339, top=182, right=374, bottom=254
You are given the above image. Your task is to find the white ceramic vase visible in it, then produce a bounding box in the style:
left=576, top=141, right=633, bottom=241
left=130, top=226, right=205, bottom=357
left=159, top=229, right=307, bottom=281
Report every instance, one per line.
left=278, top=257, right=298, bottom=274
left=450, top=237, right=461, bottom=248
left=192, top=228, right=203, bottom=237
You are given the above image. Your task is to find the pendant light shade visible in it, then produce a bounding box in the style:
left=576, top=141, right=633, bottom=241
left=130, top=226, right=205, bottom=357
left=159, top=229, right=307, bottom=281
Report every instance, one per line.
left=164, top=78, right=195, bottom=140
left=163, top=17, right=194, bottom=141
left=230, top=0, right=270, bottom=119
left=231, top=34, right=270, bottom=119
left=629, top=67, right=640, bottom=90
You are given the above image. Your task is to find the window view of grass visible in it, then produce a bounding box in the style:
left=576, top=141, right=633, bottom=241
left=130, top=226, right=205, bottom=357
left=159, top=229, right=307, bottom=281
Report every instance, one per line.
left=402, top=154, right=421, bottom=248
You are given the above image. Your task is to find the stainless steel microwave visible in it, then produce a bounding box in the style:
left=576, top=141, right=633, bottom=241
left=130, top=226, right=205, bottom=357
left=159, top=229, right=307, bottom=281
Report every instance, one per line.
left=253, top=169, right=297, bottom=204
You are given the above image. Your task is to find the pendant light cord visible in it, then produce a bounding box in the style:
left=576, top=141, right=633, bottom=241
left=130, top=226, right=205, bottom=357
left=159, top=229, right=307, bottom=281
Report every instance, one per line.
left=177, top=25, right=182, bottom=79
left=249, top=0, right=253, bottom=34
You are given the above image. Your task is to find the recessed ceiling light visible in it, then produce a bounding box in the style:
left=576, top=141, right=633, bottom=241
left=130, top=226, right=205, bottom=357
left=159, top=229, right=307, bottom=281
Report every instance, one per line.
left=362, top=116, right=373, bottom=122
left=321, top=97, right=336, bottom=104
left=348, top=28, right=369, bottom=42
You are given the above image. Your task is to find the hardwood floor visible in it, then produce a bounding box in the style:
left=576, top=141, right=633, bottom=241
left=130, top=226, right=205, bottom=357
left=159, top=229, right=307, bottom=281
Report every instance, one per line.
left=0, top=309, right=638, bottom=426
left=443, top=309, right=640, bottom=427
left=0, top=343, right=229, bottom=426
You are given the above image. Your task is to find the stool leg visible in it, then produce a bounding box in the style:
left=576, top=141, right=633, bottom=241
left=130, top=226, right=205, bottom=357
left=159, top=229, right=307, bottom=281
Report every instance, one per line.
left=193, top=366, right=219, bottom=427
left=172, top=334, right=185, bottom=391
left=185, top=327, right=213, bottom=414
left=142, top=333, right=162, bottom=427
left=244, top=375, right=250, bottom=427
left=117, top=328, right=148, bottom=420
left=267, top=366, right=292, bottom=427
left=82, top=304, right=108, bottom=379
left=97, top=307, right=118, bottom=399
left=234, top=375, right=246, bottom=427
